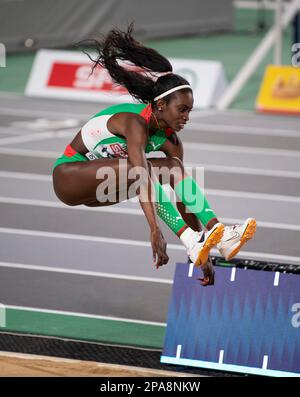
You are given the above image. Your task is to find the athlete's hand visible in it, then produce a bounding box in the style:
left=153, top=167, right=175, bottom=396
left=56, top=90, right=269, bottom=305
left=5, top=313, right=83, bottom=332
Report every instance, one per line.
left=151, top=228, right=169, bottom=269
left=198, top=257, right=215, bottom=286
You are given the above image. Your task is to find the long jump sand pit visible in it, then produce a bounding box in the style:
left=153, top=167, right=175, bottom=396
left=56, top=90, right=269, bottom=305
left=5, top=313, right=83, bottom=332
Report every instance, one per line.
left=0, top=352, right=197, bottom=377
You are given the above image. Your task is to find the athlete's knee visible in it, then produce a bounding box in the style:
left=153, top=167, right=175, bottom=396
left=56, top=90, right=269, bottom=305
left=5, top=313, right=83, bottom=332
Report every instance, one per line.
left=166, top=157, right=185, bottom=186
left=148, top=158, right=184, bottom=186
left=148, top=157, right=184, bottom=171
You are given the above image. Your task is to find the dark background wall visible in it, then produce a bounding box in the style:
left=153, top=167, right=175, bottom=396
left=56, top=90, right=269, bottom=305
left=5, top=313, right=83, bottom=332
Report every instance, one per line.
left=0, top=0, right=233, bottom=52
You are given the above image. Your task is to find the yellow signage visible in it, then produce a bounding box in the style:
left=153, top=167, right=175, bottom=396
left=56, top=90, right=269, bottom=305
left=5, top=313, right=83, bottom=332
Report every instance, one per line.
left=256, top=65, right=300, bottom=115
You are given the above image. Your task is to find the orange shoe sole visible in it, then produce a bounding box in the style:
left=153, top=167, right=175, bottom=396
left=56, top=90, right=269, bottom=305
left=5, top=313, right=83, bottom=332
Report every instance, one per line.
left=195, top=223, right=225, bottom=267
left=226, top=218, right=257, bottom=261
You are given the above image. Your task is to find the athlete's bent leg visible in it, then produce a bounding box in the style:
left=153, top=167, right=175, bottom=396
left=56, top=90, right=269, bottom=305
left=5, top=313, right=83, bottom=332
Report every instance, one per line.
left=53, top=158, right=140, bottom=207
left=147, top=159, right=223, bottom=267
left=147, top=157, right=256, bottom=262
left=148, top=157, right=220, bottom=230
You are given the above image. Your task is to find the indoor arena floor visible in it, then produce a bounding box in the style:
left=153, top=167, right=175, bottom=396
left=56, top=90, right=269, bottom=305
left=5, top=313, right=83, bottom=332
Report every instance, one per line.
left=0, top=91, right=299, bottom=374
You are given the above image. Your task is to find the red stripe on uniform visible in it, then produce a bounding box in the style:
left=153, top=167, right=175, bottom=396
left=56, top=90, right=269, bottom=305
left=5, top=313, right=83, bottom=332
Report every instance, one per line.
left=64, top=144, right=77, bottom=157
left=176, top=224, right=188, bottom=237
left=140, top=104, right=152, bottom=123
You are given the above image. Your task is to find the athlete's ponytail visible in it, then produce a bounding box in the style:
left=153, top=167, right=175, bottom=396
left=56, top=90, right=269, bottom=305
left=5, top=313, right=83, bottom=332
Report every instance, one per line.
left=80, top=24, right=191, bottom=104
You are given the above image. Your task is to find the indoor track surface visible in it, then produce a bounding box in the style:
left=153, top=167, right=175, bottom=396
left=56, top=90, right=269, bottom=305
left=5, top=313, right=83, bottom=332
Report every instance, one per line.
left=0, top=91, right=299, bottom=328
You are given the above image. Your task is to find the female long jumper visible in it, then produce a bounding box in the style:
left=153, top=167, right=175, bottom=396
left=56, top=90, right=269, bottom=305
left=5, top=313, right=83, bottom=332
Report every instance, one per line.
left=53, top=26, right=256, bottom=286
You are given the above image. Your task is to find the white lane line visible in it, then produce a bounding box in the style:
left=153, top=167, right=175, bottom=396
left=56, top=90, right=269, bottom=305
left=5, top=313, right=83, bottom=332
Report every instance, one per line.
left=0, top=147, right=298, bottom=178
left=184, top=142, right=300, bottom=158
left=5, top=304, right=165, bottom=327
left=1, top=138, right=299, bottom=161
left=0, top=107, right=88, bottom=119
left=230, top=267, right=236, bottom=282
left=0, top=129, right=26, bottom=136
left=274, top=272, right=280, bottom=287
left=0, top=196, right=142, bottom=216
left=0, top=261, right=172, bottom=284
left=0, top=227, right=184, bottom=250
left=0, top=127, right=38, bottom=136
left=190, top=109, right=217, bottom=118
left=2, top=171, right=300, bottom=204
left=11, top=119, right=80, bottom=131
left=0, top=130, right=73, bottom=146
left=206, top=188, right=300, bottom=204
left=187, top=122, right=300, bottom=138
left=176, top=345, right=182, bottom=359
left=1, top=227, right=300, bottom=265
left=218, top=350, right=224, bottom=364
left=188, top=262, right=194, bottom=277
left=233, top=219, right=300, bottom=232
left=262, top=355, right=269, bottom=370
left=186, top=163, right=300, bottom=179
left=1, top=100, right=299, bottom=138
left=0, top=147, right=58, bottom=158
left=0, top=171, right=52, bottom=181
left=1, top=196, right=300, bottom=231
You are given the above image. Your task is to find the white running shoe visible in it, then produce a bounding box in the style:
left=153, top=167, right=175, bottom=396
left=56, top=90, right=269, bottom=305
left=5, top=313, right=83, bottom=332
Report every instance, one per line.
left=217, top=218, right=257, bottom=261
left=183, top=223, right=225, bottom=266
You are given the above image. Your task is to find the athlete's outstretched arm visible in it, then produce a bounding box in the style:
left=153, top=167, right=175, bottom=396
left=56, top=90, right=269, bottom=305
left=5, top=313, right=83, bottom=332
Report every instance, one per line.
left=126, top=116, right=169, bottom=268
